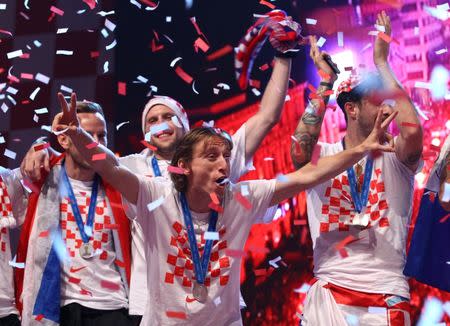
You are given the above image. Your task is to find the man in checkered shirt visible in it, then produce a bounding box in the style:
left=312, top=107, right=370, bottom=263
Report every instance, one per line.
left=16, top=100, right=134, bottom=326
left=290, top=12, right=423, bottom=325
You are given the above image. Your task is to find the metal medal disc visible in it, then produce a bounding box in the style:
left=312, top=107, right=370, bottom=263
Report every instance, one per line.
left=193, top=282, right=208, bottom=303
left=79, top=242, right=94, bottom=259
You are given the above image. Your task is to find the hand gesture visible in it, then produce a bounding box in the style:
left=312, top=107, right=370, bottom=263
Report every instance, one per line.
left=309, top=35, right=338, bottom=83
left=362, top=109, right=398, bottom=153
left=54, top=92, right=79, bottom=133
left=373, top=11, right=391, bottom=66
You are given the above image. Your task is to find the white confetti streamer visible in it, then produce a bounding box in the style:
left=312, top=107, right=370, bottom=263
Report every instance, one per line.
left=35, top=73, right=50, bottom=84
left=57, top=28, right=68, bottom=34
left=35, top=107, right=48, bottom=114
left=147, top=196, right=165, bottom=211
left=316, top=37, right=326, bottom=48
left=4, top=149, right=16, bottom=160
left=204, top=231, right=219, bottom=240
left=56, top=50, right=74, bottom=55
left=29, top=87, right=40, bottom=100
left=170, top=57, right=182, bottom=67
left=105, top=19, right=116, bottom=32
left=306, top=18, right=317, bottom=25
left=116, top=121, right=130, bottom=130
left=7, top=50, right=23, bottom=59
left=105, top=39, right=117, bottom=50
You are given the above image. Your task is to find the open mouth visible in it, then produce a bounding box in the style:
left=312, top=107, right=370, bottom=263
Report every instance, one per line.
left=215, top=176, right=229, bottom=185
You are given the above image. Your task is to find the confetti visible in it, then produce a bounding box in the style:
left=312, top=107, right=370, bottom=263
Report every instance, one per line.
left=33, top=143, right=50, bottom=152
left=210, top=192, right=220, bottom=205
left=105, top=19, right=116, bottom=32
left=424, top=5, right=449, bottom=21
left=214, top=296, right=221, bottom=306
left=29, top=87, right=40, bottom=100
left=53, top=127, right=69, bottom=136
left=206, top=45, right=233, bottom=61
left=254, top=268, right=267, bottom=277
left=439, top=214, right=450, bottom=223
left=170, top=57, right=182, bottom=68
left=442, top=183, right=450, bottom=202
left=147, top=196, right=165, bottom=211
left=103, top=61, right=109, bottom=73
left=293, top=283, right=311, bottom=293
left=117, top=82, right=126, bottom=95
left=116, top=121, right=129, bottom=130
left=60, top=85, right=73, bottom=93
left=21, top=73, right=33, bottom=79
left=316, top=37, right=326, bottom=48
left=0, top=4, right=6, bottom=10
left=166, top=311, right=187, bottom=319
left=7, top=50, right=23, bottom=59
left=100, top=280, right=121, bottom=291
left=83, top=0, right=97, bottom=9
left=377, top=32, right=391, bottom=43
left=401, top=122, right=420, bottom=128
left=92, top=153, right=106, bottom=161
left=337, top=32, right=344, bottom=47
left=4, top=149, right=16, bottom=160
left=204, top=231, right=219, bottom=240
left=259, top=0, right=275, bottom=9
left=306, top=18, right=317, bottom=25
left=9, top=255, right=25, bottom=269
left=105, top=39, right=117, bottom=50
left=208, top=202, right=224, bottom=213
left=269, top=256, right=282, bottom=268
left=435, top=48, right=447, bottom=55
left=167, top=166, right=185, bottom=174
left=35, top=73, right=50, bottom=84
left=417, top=297, right=444, bottom=325
left=194, top=37, right=210, bottom=53
left=175, top=66, right=193, bottom=84
left=35, top=314, right=44, bottom=321
left=140, top=140, right=157, bottom=151
left=234, top=192, right=252, bottom=210
left=50, top=5, right=64, bottom=16
left=57, top=28, right=68, bottom=34
left=311, top=144, right=321, bottom=165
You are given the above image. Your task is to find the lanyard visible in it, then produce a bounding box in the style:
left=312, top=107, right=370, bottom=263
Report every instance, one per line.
left=342, top=139, right=374, bottom=213
left=61, top=162, right=99, bottom=243
left=151, top=156, right=162, bottom=177
left=179, top=192, right=218, bottom=284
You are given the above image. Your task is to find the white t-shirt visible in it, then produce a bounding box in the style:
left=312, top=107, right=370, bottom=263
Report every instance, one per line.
left=0, top=168, right=27, bottom=318
left=426, top=135, right=450, bottom=192
left=120, top=123, right=277, bottom=315
left=60, top=178, right=128, bottom=310
left=306, top=141, right=418, bottom=298
left=133, top=177, right=275, bottom=325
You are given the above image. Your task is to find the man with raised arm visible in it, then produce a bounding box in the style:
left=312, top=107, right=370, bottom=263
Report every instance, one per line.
left=54, top=87, right=396, bottom=325
left=290, top=12, right=423, bottom=325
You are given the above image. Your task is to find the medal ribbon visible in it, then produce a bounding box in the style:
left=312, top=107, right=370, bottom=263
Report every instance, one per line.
left=342, top=139, right=374, bottom=213
left=151, top=156, right=162, bottom=177
left=61, top=162, right=99, bottom=244
left=179, top=192, right=218, bottom=284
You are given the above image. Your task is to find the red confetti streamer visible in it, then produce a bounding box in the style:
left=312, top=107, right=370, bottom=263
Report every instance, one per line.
left=86, top=142, right=98, bottom=149
left=318, top=69, right=331, bottom=80
left=167, top=166, right=185, bottom=175
left=190, top=17, right=203, bottom=35
left=91, top=153, right=106, bottom=161
left=100, top=280, right=121, bottom=291
left=259, top=63, right=269, bottom=71
left=429, top=192, right=436, bottom=203
left=210, top=192, right=220, bottom=205
left=254, top=268, right=267, bottom=276
left=293, top=220, right=307, bottom=226
left=117, top=82, right=126, bottom=96
left=307, top=84, right=317, bottom=93
left=35, top=314, right=44, bottom=321
left=208, top=202, right=224, bottom=213
left=90, top=51, right=99, bottom=58
left=38, top=230, right=49, bottom=237
left=50, top=5, right=64, bottom=16
left=335, top=235, right=357, bottom=251
left=206, top=45, right=233, bottom=61
left=186, top=296, right=196, bottom=303
left=338, top=248, right=348, bottom=258
left=7, top=75, right=20, bottom=83
left=377, top=32, right=391, bottom=43
left=234, top=192, right=252, bottom=210
left=21, top=73, right=33, bottom=79
left=69, top=276, right=81, bottom=284
left=166, top=311, right=187, bottom=319
left=83, top=0, right=97, bottom=10
left=259, top=0, right=276, bottom=9
left=33, top=143, right=50, bottom=152
left=140, top=140, right=157, bottom=151
left=439, top=214, right=450, bottom=223
left=194, top=37, right=210, bottom=53
left=401, top=122, right=420, bottom=128
left=311, top=144, right=321, bottom=165
left=140, top=0, right=158, bottom=7
left=174, top=66, right=193, bottom=84
left=104, top=223, right=119, bottom=230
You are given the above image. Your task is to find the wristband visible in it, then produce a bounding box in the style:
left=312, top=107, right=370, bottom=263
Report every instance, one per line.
left=275, top=49, right=300, bottom=58
left=319, top=81, right=333, bottom=89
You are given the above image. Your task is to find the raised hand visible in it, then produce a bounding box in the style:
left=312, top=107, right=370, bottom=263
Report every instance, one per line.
left=309, top=35, right=338, bottom=82
left=362, top=109, right=398, bottom=153
left=373, top=11, right=391, bottom=66
left=54, top=92, right=79, bottom=133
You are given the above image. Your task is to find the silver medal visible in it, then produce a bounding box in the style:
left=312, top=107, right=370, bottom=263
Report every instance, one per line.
left=79, top=242, right=94, bottom=260
left=193, top=282, right=208, bottom=303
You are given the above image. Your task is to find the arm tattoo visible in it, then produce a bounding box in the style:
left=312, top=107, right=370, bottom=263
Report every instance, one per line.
left=301, top=102, right=322, bottom=125
left=290, top=132, right=319, bottom=169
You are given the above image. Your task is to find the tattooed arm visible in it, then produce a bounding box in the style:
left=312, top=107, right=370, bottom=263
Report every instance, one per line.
left=291, top=36, right=338, bottom=169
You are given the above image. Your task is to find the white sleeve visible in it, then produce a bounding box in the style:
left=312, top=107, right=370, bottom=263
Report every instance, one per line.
left=236, top=179, right=276, bottom=224
left=0, top=167, right=28, bottom=226
left=229, top=124, right=248, bottom=183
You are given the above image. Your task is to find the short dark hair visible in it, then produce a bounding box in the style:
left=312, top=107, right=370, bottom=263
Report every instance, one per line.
left=76, top=101, right=104, bottom=117
left=336, top=74, right=384, bottom=123
left=170, top=127, right=233, bottom=193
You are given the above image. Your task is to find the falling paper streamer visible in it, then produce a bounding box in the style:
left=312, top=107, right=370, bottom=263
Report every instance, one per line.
left=35, top=73, right=50, bottom=84
left=269, top=256, right=282, bottom=268
left=306, top=18, right=317, bottom=25
left=441, top=183, right=450, bottom=202
left=316, top=37, right=326, bottom=48
left=4, top=149, right=16, bottom=160
left=92, top=153, right=106, bottom=161
left=147, top=196, right=165, bottom=211
left=167, top=166, right=185, bottom=174
left=170, top=57, right=183, bottom=68
left=9, top=255, right=25, bottom=269
left=116, top=121, right=130, bottom=130
left=204, top=231, right=219, bottom=240
left=213, top=297, right=221, bottom=306
left=166, top=311, right=187, bottom=319
left=417, top=297, right=444, bottom=326
left=337, top=32, right=344, bottom=47
left=293, top=283, right=311, bottom=293
left=150, top=122, right=170, bottom=136
left=7, top=50, right=23, bottom=59
left=234, top=192, right=252, bottom=210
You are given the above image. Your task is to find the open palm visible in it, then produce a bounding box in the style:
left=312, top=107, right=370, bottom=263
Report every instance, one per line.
left=373, top=11, right=391, bottom=66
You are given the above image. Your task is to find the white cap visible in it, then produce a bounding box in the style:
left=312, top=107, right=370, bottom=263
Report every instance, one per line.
left=141, top=96, right=190, bottom=135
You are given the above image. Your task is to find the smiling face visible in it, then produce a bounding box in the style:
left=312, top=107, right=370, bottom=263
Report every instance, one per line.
left=144, top=104, right=185, bottom=157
